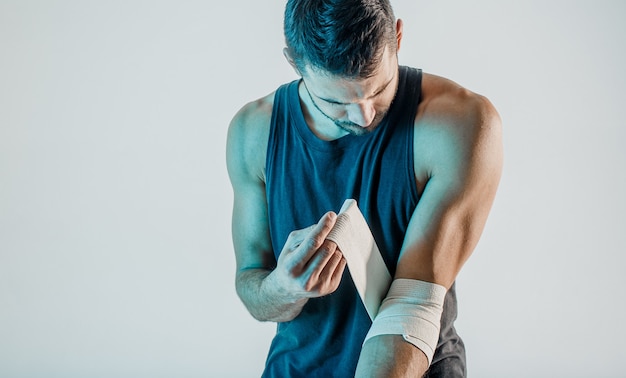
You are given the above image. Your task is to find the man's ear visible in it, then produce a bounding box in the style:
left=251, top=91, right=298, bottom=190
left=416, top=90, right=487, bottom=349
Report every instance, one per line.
left=283, top=48, right=302, bottom=76
left=396, top=19, right=404, bottom=52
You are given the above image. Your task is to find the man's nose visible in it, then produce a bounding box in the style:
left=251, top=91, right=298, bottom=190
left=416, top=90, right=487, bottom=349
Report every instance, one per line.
left=347, top=102, right=376, bottom=127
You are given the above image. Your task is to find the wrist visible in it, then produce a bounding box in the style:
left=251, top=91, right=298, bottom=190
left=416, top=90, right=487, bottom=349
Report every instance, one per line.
left=256, top=270, right=307, bottom=322
left=264, top=269, right=308, bottom=305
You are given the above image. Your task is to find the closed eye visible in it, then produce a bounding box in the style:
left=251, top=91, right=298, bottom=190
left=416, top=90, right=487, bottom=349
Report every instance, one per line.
left=324, top=99, right=346, bottom=106
left=319, top=76, right=394, bottom=106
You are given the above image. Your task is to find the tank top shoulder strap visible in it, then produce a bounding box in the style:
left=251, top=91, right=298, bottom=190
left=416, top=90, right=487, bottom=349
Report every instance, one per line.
left=267, top=79, right=299, bottom=172
left=392, top=66, right=422, bottom=126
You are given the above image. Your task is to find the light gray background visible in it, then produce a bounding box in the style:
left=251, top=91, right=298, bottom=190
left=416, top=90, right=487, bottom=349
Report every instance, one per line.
left=1, top=1, right=625, bottom=377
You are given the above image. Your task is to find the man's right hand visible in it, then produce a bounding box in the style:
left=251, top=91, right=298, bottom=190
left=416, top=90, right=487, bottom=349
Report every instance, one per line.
left=267, top=212, right=347, bottom=302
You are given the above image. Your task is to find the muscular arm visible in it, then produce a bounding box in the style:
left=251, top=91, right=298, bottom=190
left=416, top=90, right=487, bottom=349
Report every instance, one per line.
left=226, top=96, right=346, bottom=323
left=356, top=76, right=503, bottom=376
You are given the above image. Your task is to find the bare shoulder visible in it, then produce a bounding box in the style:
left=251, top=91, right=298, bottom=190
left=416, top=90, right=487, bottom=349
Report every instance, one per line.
left=419, top=73, right=500, bottom=122
left=414, top=73, right=503, bottom=183
left=226, top=92, right=275, bottom=185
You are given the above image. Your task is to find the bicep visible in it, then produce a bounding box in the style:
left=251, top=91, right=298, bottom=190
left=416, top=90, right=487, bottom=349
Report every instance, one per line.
left=396, top=98, right=503, bottom=288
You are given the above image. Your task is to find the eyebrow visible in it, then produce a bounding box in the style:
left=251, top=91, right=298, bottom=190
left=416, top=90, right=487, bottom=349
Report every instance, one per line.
left=317, top=75, right=395, bottom=105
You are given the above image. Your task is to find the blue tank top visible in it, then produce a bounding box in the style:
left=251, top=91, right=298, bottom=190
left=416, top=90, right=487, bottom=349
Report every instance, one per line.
left=264, top=66, right=463, bottom=377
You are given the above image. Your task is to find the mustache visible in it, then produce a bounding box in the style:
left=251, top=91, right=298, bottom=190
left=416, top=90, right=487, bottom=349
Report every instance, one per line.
left=335, top=120, right=360, bottom=128
left=334, top=110, right=388, bottom=134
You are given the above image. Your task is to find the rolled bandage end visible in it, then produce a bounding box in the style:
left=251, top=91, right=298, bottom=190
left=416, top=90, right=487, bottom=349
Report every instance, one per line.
left=363, top=278, right=447, bottom=365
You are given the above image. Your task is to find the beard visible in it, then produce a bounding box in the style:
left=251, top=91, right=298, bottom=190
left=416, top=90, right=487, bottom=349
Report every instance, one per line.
left=334, top=106, right=390, bottom=136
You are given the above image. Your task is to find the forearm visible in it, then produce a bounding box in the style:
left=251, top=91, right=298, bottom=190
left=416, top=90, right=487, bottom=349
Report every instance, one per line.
left=235, top=268, right=308, bottom=322
left=355, top=335, right=429, bottom=378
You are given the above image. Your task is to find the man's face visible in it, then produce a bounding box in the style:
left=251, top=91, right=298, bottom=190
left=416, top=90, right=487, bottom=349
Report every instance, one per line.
left=301, top=46, right=399, bottom=136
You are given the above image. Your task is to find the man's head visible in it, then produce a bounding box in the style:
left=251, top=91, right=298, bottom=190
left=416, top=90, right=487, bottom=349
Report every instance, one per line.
left=284, top=0, right=403, bottom=135
left=284, top=0, right=399, bottom=79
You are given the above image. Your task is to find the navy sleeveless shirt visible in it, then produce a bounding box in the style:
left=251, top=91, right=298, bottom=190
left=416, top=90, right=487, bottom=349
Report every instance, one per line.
left=264, top=66, right=464, bottom=377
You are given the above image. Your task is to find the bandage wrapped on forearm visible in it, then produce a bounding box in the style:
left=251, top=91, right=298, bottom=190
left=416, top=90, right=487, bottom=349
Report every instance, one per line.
left=363, top=278, right=447, bottom=365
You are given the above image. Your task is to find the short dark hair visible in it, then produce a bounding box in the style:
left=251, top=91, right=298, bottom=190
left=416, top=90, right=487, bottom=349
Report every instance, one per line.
left=284, top=0, right=396, bottom=78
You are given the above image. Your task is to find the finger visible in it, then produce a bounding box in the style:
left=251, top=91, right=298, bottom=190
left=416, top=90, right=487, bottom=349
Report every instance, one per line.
left=285, top=224, right=317, bottom=251
left=303, top=239, right=338, bottom=280
left=303, top=248, right=345, bottom=295
left=308, top=211, right=337, bottom=242
left=291, top=212, right=337, bottom=263
left=314, top=246, right=344, bottom=285
left=330, top=255, right=347, bottom=284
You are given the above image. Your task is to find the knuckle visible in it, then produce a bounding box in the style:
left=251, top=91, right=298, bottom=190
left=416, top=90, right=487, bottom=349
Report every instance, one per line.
left=311, top=234, right=326, bottom=247
left=288, top=266, right=300, bottom=278
left=318, top=246, right=333, bottom=259
left=286, top=230, right=302, bottom=245
left=303, top=278, right=316, bottom=293
left=303, top=236, right=322, bottom=251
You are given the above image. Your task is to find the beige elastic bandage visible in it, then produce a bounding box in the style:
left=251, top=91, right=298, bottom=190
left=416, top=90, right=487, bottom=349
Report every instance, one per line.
left=326, top=199, right=392, bottom=320
left=325, top=199, right=446, bottom=364
left=363, top=278, right=447, bottom=365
